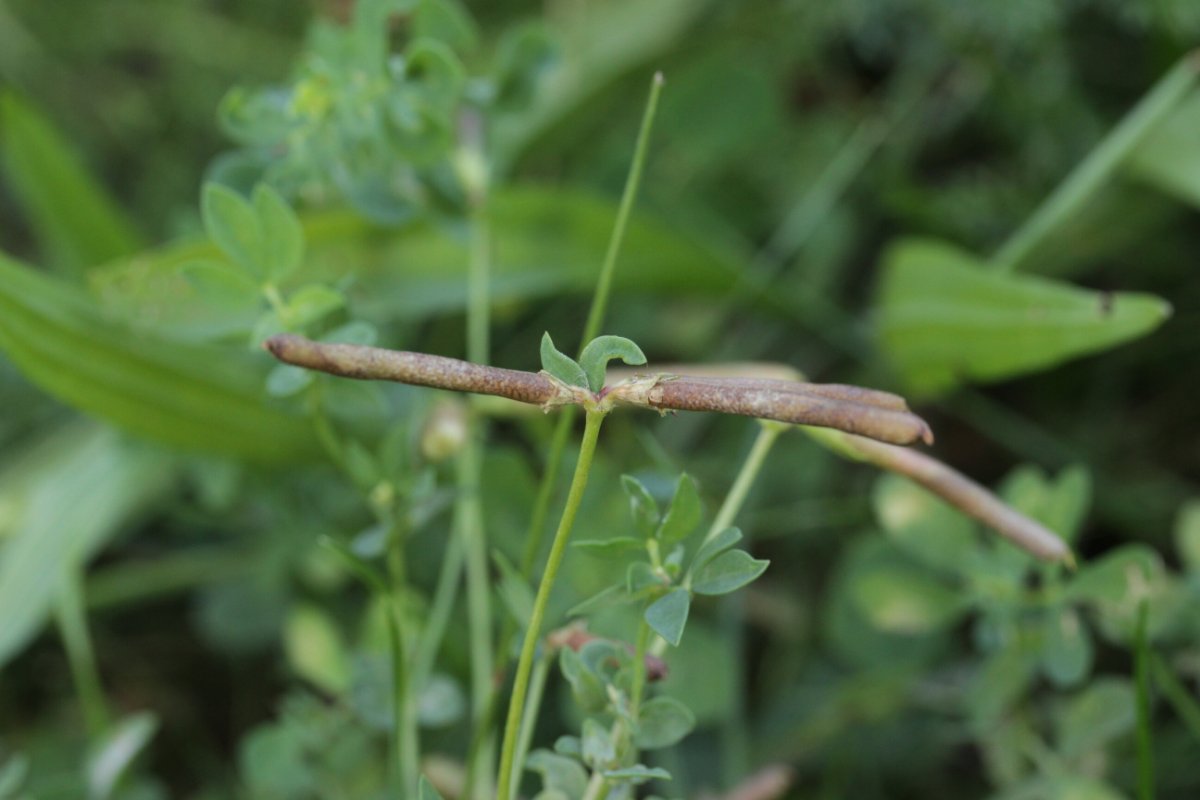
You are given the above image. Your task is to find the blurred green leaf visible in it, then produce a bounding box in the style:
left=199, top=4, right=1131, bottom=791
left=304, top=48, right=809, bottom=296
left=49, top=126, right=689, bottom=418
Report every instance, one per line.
left=658, top=474, right=701, bottom=547
left=1066, top=545, right=1163, bottom=607
left=560, top=647, right=606, bottom=713
left=690, top=527, right=742, bottom=574
left=645, top=587, right=690, bottom=647
left=1174, top=500, right=1200, bottom=573
left=0, top=425, right=170, bottom=667
left=284, top=605, right=351, bottom=694
left=1057, top=678, right=1136, bottom=758
left=877, top=238, right=1171, bottom=395
left=581, top=717, right=615, bottom=769
left=525, top=750, right=587, bottom=798
left=1126, top=89, right=1200, bottom=210
left=573, top=537, right=643, bottom=559
left=253, top=184, right=305, bottom=282
left=87, top=712, right=159, bottom=800
left=418, top=776, right=446, bottom=800
left=603, top=765, right=672, bottom=784
left=851, top=562, right=965, bottom=636
left=0, top=250, right=318, bottom=460
left=871, top=474, right=979, bottom=575
left=202, top=183, right=263, bottom=278
left=634, top=696, right=694, bottom=749
left=621, top=475, right=660, bottom=539
left=1041, top=606, right=1094, bottom=687
left=690, top=550, right=768, bottom=596
left=0, top=91, right=142, bottom=277
left=282, top=284, right=344, bottom=329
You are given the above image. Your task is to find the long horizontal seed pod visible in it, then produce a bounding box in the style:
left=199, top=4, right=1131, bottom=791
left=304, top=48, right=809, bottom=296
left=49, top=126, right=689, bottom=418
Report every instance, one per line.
left=265, top=334, right=933, bottom=447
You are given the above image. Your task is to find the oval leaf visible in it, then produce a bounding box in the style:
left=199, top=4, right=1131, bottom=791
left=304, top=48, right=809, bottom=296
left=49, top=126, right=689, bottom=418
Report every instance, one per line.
left=634, top=696, right=695, bottom=749
left=644, top=587, right=691, bottom=647
left=539, top=332, right=588, bottom=388
left=691, top=549, right=768, bottom=596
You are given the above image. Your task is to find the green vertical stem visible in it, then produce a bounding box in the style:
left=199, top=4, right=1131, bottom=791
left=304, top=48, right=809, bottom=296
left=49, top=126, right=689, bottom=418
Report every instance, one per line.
left=508, top=652, right=552, bottom=799
left=56, top=568, right=110, bottom=738
left=629, top=619, right=653, bottom=719
left=497, top=410, right=607, bottom=800
left=459, top=112, right=497, bottom=799
left=386, top=523, right=419, bottom=797
left=1135, top=599, right=1155, bottom=800
left=992, top=53, right=1200, bottom=272
left=520, top=72, right=664, bottom=578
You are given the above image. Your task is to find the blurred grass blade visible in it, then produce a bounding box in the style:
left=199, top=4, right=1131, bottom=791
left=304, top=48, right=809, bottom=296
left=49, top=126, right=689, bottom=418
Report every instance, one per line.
left=0, top=424, right=171, bottom=668
left=992, top=52, right=1200, bottom=273
left=877, top=238, right=1171, bottom=396
left=1126, top=87, right=1200, bottom=210
left=0, top=251, right=318, bottom=460
left=0, top=91, right=143, bottom=277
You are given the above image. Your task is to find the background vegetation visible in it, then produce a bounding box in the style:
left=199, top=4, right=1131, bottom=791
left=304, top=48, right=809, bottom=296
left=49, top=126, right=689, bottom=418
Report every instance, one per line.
left=1, top=1, right=1199, bottom=798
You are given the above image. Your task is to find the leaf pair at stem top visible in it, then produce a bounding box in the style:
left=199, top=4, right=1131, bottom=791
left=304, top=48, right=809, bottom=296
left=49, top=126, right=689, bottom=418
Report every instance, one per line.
left=540, top=332, right=647, bottom=393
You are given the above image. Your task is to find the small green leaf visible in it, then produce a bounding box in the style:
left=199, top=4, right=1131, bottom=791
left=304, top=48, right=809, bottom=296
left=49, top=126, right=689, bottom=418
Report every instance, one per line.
left=578, top=334, right=647, bottom=391
left=526, top=750, right=588, bottom=798
left=568, top=585, right=630, bottom=617
left=621, top=475, right=660, bottom=538
left=626, top=562, right=663, bottom=595
left=1057, top=678, right=1136, bottom=757
left=284, top=605, right=350, bottom=694
left=658, top=473, right=701, bottom=546
left=418, top=776, right=446, bottom=800
left=202, top=183, right=263, bottom=277
left=539, top=332, right=588, bottom=388
left=1042, top=606, right=1094, bottom=688
left=574, top=537, right=644, bottom=559
left=645, top=587, right=691, bottom=647
left=851, top=563, right=965, bottom=635
left=252, top=183, right=304, bottom=282
left=691, top=549, right=768, bottom=596
left=559, top=648, right=606, bottom=712
left=266, top=364, right=313, bottom=397
left=581, top=718, right=615, bottom=769
left=635, top=696, right=695, bottom=749
left=1066, top=545, right=1164, bottom=606
left=553, top=735, right=582, bottom=758
left=603, top=765, right=672, bottom=784
left=690, top=527, right=743, bottom=573
left=283, top=284, right=345, bottom=329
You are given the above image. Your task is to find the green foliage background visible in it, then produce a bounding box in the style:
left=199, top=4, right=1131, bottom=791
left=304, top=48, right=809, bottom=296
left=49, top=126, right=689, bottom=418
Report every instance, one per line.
left=1, top=1, right=1199, bottom=798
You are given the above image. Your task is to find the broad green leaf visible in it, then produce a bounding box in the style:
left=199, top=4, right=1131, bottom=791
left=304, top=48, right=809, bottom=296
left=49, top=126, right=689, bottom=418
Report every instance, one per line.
left=87, top=712, right=158, bottom=800
left=877, top=238, right=1171, bottom=395
left=621, top=475, right=660, bottom=538
left=690, top=527, right=743, bottom=573
left=540, top=332, right=588, bottom=388
left=850, top=563, right=965, bottom=635
left=202, top=183, right=263, bottom=277
left=0, top=425, right=171, bottom=667
left=634, top=696, right=695, bottom=749
left=691, top=549, right=768, bottom=596
left=253, top=183, right=305, bottom=282
left=0, top=91, right=142, bottom=276
left=658, top=474, right=701, bottom=547
left=645, top=587, right=691, bottom=647
left=1041, top=606, right=1094, bottom=687
left=578, top=334, right=646, bottom=391
left=284, top=605, right=351, bottom=694
left=418, top=776, right=446, bottom=800
left=1057, top=678, right=1136, bottom=757
left=525, top=750, right=588, bottom=798
left=0, top=250, right=318, bottom=461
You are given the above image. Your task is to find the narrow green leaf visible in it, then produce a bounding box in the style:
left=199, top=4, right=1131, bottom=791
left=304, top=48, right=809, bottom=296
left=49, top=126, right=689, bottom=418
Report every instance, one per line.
left=690, top=527, right=743, bottom=574
left=539, top=332, right=588, bottom=388
left=691, top=549, right=768, bottom=596
left=573, top=537, right=644, bottom=558
left=658, top=473, right=702, bottom=546
left=252, top=183, right=304, bottom=282
left=87, top=712, right=159, bottom=800
left=644, top=587, right=691, bottom=647
left=0, top=91, right=142, bottom=276
left=634, top=696, right=695, bottom=749
left=202, top=183, right=263, bottom=277
left=877, top=238, right=1172, bottom=396
left=603, top=765, right=672, bottom=784
left=621, top=474, right=660, bottom=538
left=417, top=776, right=446, bottom=800
left=0, top=425, right=171, bottom=667
left=578, top=334, right=646, bottom=391
left=0, top=251, right=318, bottom=461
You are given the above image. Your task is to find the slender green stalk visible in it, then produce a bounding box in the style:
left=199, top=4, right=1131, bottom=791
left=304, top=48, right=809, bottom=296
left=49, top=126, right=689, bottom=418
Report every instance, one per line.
left=702, top=422, right=785, bottom=546
left=992, top=53, right=1200, bottom=272
left=497, top=410, right=607, bottom=800
left=521, top=72, right=664, bottom=577
left=56, top=569, right=110, bottom=738
left=508, top=653, right=553, bottom=798
left=629, top=619, right=653, bottom=719
left=1135, top=599, right=1155, bottom=800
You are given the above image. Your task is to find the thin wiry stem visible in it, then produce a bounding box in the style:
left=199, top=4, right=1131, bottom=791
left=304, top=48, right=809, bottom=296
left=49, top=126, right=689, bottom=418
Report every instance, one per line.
left=264, top=334, right=933, bottom=447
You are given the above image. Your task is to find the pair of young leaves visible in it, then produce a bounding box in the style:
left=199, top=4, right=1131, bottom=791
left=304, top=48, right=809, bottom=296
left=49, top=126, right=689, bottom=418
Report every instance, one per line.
left=575, top=473, right=770, bottom=646
left=540, top=332, right=646, bottom=393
